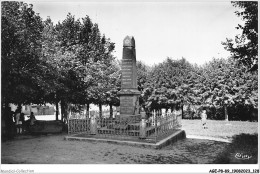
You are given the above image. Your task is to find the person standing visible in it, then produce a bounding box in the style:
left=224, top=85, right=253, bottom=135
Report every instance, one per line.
left=201, top=109, right=207, bottom=129
left=20, top=113, right=25, bottom=133
left=29, top=112, right=36, bottom=125
left=15, top=109, right=22, bottom=134
left=10, top=111, right=16, bottom=135
left=5, top=107, right=15, bottom=138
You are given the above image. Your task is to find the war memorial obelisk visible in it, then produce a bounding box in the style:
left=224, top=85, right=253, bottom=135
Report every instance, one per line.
left=65, top=36, right=185, bottom=147
left=119, top=36, right=141, bottom=118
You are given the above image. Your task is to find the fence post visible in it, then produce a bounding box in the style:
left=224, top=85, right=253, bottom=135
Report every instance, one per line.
left=139, top=109, right=146, bottom=139
left=86, top=110, right=89, bottom=119
left=171, top=111, right=174, bottom=129
left=90, top=112, right=97, bottom=135
left=178, top=112, right=182, bottom=128
left=68, top=116, right=70, bottom=134
left=155, top=110, right=158, bottom=142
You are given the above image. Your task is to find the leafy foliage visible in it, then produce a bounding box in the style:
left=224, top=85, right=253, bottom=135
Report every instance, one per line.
left=142, top=58, right=193, bottom=111
left=2, top=2, right=45, bottom=104
left=1, top=2, right=257, bottom=122
left=222, top=1, right=258, bottom=71
left=139, top=57, right=257, bottom=121
left=41, top=13, right=117, bottom=108
left=2, top=3, right=117, bottom=120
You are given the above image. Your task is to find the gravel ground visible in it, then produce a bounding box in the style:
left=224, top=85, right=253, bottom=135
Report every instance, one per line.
left=2, top=120, right=257, bottom=164
left=1, top=133, right=227, bottom=164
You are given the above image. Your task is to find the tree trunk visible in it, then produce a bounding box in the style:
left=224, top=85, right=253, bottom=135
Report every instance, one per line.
left=18, top=103, right=22, bottom=111
left=86, top=103, right=90, bottom=118
left=3, top=101, right=14, bottom=138
left=99, top=104, right=102, bottom=118
left=61, top=100, right=68, bottom=123
left=56, top=101, right=59, bottom=121
left=109, top=104, right=113, bottom=118
left=181, top=105, right=184, bottom=119
left=224, top=104, right=228, bottom=121
left=61, top=100, right=64, bottom=123
left=190, top=105, right=194, bottom=120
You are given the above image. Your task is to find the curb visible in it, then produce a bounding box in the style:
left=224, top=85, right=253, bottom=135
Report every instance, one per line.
left=64, top=130, right=186, bottom=149
left=186, top=135, right=231, bottom=143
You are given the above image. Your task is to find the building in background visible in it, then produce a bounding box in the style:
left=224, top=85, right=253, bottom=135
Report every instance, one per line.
left=10, top=104, right=55, bottom=115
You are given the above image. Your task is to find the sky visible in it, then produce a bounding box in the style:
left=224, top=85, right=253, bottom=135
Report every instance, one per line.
left=26, top=0, right=243, bottom=66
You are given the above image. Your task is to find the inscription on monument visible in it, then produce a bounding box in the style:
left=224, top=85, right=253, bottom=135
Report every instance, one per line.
left=122, top=57, right=133, bottom=88
left=119, top=36, right=140, bottom=116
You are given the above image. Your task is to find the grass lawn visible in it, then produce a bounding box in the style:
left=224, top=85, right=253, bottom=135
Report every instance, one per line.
left=182, top=119, right=258, bottom=164
left=181, top=119, right=258, bottom=140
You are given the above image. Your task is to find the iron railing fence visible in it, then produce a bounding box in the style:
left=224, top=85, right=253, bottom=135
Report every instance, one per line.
left=68, top=110, right=182, bottom=143
left=141, top=111, right=182, bottom=142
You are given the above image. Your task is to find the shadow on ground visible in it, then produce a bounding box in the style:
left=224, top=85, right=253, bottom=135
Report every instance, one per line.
left=213, top=133, right=258, bottom=164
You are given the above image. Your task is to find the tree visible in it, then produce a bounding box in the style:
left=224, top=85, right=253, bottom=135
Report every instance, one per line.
left=1, top=2, right=45, bottom=106
left=104, top=60, right=121, bottom=118
left=136, top=61, right=151, bottom=110
left=222, top=1, right=258, bottom=71
left=42, top=15, right=79, bottom=120
left=136, top=61, right=151, bottom=91
left=140, top=56, right=257, bottom=121
left=1, top=2, right=57, bottom=137
left=54, top=14, right=116, bottom=118
left=197, top=58, right=258, bottom=120
left=142, top=58, right=192, bottom=114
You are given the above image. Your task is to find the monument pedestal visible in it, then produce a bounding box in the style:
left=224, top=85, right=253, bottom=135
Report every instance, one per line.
left=119, top=89, right=141, bottom=117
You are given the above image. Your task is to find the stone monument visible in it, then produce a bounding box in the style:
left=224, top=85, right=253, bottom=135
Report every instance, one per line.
left=119, top=36, right=141, bottom=118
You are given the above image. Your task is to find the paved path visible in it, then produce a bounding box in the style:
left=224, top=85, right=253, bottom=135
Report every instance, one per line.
left=185, top=135, right=231, bottom=143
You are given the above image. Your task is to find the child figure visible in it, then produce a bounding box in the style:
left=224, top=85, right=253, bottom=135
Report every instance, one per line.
left=29, top=112, right=36, bottom=126
left=201, top=109, right=207, bottom=129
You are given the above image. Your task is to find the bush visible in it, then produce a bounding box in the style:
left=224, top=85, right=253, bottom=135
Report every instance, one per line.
left=183, top=104, right=257, bottom=121
left=228, top=104, right=258, bottom=121
left=205, top=106, right=225, bottom=120
left=183, top=109, right=200, bottom=120
left=183, top=106, right=225, bottom=120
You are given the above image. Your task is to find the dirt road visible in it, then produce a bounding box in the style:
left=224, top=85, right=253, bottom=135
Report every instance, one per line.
left=2, top=133, right=227, bottom=164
